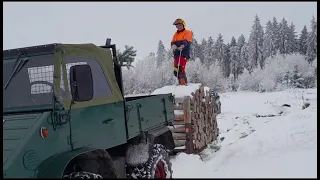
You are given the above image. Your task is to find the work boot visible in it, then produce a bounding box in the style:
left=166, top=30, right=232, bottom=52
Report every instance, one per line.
left=179, top=78, right=186, bottom=85
left=178, top=74, right=188, bottom=86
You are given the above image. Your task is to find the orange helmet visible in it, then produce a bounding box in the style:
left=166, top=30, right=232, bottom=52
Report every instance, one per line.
left=173, top=18, right=186, bottom=28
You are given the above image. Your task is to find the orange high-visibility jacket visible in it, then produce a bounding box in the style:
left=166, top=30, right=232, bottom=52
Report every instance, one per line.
left=171, top=29, right=192, bottom=59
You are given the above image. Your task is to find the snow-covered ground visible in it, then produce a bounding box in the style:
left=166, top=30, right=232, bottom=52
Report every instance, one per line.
left=170, top=88, right=317, bottom=178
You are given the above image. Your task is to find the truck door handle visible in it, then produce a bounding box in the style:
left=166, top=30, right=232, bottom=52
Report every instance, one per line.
left=102, top=118, right=114, bottom=124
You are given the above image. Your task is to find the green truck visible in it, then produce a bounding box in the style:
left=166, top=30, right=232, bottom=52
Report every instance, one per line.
left=3, top=39, right=176, bottom=178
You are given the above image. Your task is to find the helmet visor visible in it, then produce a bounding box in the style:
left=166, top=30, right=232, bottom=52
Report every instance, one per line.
left=173, top=19, right=184, bottom=25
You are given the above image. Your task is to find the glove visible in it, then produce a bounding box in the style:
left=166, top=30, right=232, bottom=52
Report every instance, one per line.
left=171, top=44, right=177, bottom=50
left=178, top=45, right=185, bottom=50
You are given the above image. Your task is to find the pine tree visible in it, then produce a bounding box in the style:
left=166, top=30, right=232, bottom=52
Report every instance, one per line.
left=215, top=34, right=228, bottom=76
left=147, top=52, right=157, bottom=63
left=292, top=65, right=300, bottom=82
left=299, top=25, right=309, bottom=55
left=237, top=34, right=246, bottom=52
left=117, top=45, right=137, bottom=69
left=230, top=36, right=237, bottom=47
left=166, top=47, right=173, bottom=61
left=223, top=43, right=231, bottom=77
left=229, top=36, right=240, bottom=80
left=214, top=34, right=224, bottom=63
left=287, top=22, right=298, bottom=54
left=230, top=45, right=240, bottom=80
left=192, top=38, right=202, bottom=62
left=306, top=16, right=317, bottom=63
left=263, top=20, right=276, bottom=59
left=236, top=34, right=246, bottom=75
left=292, top=65, right=301, bottom=87
left=189, top=31, right=197, bottom=61
left=271, top=17, right=280, bottom=52
left=199, top=38, right=207, bottom=64
left=156, top=40, right=166, bottom=67
left=204, top=36, right=215, bottom=66
left=240, top=43, right=251, bottom=73
left=248, top=14, right=265, bottom=69
left=278, top=17, right=290, bottom=54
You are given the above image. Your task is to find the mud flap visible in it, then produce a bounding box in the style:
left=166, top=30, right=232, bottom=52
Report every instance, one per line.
left=112, top=157, right=126, bottom=178
left=149, top=127, right=175, bottom=151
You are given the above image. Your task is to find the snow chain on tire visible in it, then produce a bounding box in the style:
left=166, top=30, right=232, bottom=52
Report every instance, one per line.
left=63, top=171, right=103, bottom=179
left=128, top=144, right=173, bottom=179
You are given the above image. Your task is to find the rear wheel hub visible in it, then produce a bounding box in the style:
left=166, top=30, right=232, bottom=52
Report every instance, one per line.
left=155, top=160, right=167, bottom=178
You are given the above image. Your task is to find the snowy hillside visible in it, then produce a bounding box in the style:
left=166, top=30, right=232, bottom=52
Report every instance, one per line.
left=170, top=88, right=317, bottom=178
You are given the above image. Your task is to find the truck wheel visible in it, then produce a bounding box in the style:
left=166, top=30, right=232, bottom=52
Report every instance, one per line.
left=63, top=171, right=103, bottom=179
left=129, top=144, right=173, bottom=179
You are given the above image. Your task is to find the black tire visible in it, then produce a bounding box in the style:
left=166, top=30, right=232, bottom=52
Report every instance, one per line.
left=128, top=144, right=173, bottom=179
left=63, top=171, right=103, bottom=179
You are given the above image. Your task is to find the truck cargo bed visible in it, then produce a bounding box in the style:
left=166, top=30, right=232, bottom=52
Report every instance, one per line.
left=124, top=93, right=174, bottom=139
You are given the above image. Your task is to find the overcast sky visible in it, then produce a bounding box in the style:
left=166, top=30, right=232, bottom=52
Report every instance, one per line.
left=3, top=2, right=317, bottom=60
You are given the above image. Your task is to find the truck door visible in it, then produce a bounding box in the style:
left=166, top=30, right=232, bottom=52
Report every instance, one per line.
left=68, top=102, right=126, bottom=150
left=60, top=56, right=127, bottom=150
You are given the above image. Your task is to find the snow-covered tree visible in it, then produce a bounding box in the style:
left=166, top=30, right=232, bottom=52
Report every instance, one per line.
left=214, top=34, right=225, bottom=64
left=156, top=40, right=166, bottom=67
left=236, top=34, right=246, bottom=75
left=223, top=43, right=231, bottom=77
left=165, top=47, right=174, bottom=62
left=306, top=16, right=317, bottom=63
left=191, top=38, right=200, bottom=61
left=240, top=43, right=251, bottom=73
left=230, top=45, right=240, bottom=80
left=271, top=17, right=280, bottom=52
left=278, top=17, right=290, bottom=54
left=190, top=31, right=198, bottom=61
left=187, top=58, right=227, bottom=92
left=263, top=20, right=276, bottom=59
left=198, top=38, right=207, bottom=64
left=204, top=36, right=215, bottom=66
left=230, top=36, right=237, bottom=47
left=237, top=68, right=262, bottom=92
left=214, top=34, right=229, bottom=77
left=229, top=36, right=241, bottom=80
left=237, top=54, right=315, bottom=92
left=148, top=52, right=156, bottom=58
left=287, top=22, right=298, bottom=54
left=299, top=25, right=308, bottom=55
left=248, top=14, right=264, bottom=69
left=237, top=34, right=246, bottom=53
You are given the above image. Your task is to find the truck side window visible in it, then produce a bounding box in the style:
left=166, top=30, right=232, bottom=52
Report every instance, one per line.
left=60, top=56, right=112, bottom=100
left=28, top=65, right=54, bottom=94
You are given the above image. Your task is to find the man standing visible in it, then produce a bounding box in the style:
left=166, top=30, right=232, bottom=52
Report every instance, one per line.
left=171, top=18, right=192, bottom=85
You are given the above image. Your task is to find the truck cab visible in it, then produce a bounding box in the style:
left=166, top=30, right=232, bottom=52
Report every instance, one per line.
left=3, top=40, right=175, bottom=178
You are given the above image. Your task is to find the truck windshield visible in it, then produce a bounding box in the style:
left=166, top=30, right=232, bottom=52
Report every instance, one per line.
left=3, top=53, right=56, bottom=109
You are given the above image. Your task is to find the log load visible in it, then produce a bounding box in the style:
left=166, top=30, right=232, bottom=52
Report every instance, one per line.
left=152, top=83, right=219, bottom=154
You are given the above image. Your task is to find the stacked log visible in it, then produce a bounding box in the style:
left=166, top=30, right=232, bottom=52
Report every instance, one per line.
left=170, top=85, right=219, bottom=154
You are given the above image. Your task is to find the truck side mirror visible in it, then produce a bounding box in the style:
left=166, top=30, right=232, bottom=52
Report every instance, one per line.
left=69, top=64, right=94, bottom=102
